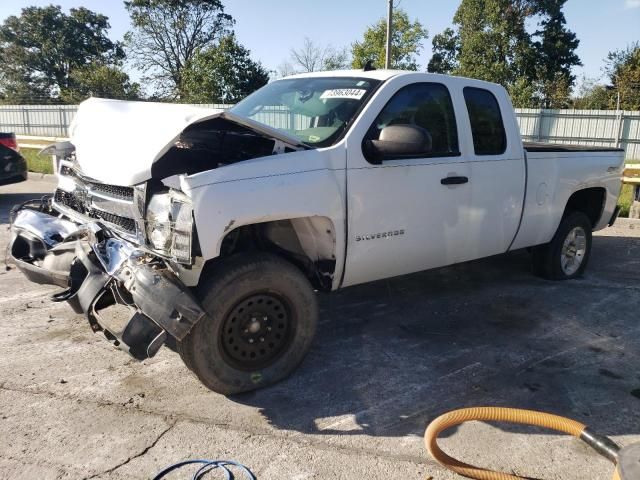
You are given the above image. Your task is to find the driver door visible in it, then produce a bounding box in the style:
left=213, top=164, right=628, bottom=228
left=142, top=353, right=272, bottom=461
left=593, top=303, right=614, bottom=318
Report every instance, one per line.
left=342, top=81, right=473, bottom=287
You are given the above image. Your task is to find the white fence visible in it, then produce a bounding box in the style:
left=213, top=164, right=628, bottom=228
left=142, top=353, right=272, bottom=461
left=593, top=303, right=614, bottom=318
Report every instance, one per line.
left=0, top=104, right=234, bottom=138
left=517, top=109, right=640, bottom=159
left=0, top=105, right=79, bottom=138
left=1, top=104, right=639, bottom=159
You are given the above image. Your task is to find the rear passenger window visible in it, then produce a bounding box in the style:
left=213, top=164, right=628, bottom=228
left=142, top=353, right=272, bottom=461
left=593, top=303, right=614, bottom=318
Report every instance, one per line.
left=463, top=87, right=507, bottom=155
left=365, top=82, right=459, bottom=161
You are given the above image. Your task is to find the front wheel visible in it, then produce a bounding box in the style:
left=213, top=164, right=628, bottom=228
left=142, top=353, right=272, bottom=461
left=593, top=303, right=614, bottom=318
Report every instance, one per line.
left=532, top=211, right=592, bottom=280
left=178, top=253, right=318, bottom=395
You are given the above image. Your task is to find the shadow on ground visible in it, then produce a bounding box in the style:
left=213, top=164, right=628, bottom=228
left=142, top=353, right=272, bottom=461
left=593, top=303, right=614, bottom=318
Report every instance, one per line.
left=0, top=192, right=50, bottom=223
left=232, top=236, right=640, bottom=440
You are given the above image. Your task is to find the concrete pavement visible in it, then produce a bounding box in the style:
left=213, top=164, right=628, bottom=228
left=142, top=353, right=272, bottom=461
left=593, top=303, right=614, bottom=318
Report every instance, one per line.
left=1, top=178, right=639, bottom=479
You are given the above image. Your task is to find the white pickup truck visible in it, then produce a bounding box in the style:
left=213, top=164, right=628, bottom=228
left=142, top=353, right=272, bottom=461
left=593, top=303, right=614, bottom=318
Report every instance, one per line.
left=9, top=70, right=624, bottom=394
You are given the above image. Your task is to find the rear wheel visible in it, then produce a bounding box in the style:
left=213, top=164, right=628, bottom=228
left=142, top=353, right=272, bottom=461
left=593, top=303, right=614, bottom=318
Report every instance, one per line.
left=532, top=211, right=592, bottom=280
left=178, top=253, right=318, bottom=395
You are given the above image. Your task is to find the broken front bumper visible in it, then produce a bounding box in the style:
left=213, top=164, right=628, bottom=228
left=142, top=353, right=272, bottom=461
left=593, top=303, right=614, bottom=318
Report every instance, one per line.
left=8, top=203, right=205, bottom=360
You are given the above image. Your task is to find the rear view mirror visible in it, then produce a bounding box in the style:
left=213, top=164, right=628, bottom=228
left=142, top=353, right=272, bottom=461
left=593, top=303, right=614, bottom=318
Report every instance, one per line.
left=364, top=125, right=432, bottom=163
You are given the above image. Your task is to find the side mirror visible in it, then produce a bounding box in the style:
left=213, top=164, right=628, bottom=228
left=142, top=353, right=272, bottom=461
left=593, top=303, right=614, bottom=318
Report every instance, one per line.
left=364, top=124, right=432, bottom=163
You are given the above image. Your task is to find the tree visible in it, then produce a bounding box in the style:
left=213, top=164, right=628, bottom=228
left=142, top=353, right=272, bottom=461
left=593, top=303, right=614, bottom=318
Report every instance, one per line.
left=322, top=47, right=351, bottom=71
left=290, top=37, right=327, bottom=72
left=180, top=34, right=269, bottom=103
left=0, top=6, right=124, bottom=103
left=428, top=28, right=459, bottom=74
left=61, top=65, right=141, bottom=103
left=351, top=9, right=428, bottom=70
left=428, top=0, right=581, bottom=108
left=508, top=77, right=538, bottom=109
left=276, top=61, right=297, bottom=78
left=604, top=42, right=639, bottom=79
left=572, top=77, right=612, bottom=109
left=447, top=0, right=535, bottom=89
left=124, top=0, right=234, bottom=98
left=605, top=43, right=640, bottom=110
left=531, top=0, right=581, bottom=107
left=538, top=73, right=572, bottom=108
left=287, top=38, right=350, bottom=74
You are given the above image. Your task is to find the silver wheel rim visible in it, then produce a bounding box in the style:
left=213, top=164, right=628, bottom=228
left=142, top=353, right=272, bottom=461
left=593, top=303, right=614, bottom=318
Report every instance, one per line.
left=561, top=226, right=587, bottom=276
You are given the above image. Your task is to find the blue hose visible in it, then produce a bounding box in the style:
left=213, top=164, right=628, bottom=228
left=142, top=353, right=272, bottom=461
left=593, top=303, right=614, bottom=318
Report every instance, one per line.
left=152, top=459, right=256, bottom=480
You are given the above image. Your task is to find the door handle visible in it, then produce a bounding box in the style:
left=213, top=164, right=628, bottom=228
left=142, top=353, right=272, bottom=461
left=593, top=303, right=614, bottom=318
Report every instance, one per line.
left=441, top=176, right=469, bottom=185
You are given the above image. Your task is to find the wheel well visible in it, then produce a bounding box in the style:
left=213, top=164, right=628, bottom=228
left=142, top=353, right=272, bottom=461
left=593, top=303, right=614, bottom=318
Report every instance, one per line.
left=202, top=217, right=337, bottom=291
left=563, top=188, right=606, bottom=228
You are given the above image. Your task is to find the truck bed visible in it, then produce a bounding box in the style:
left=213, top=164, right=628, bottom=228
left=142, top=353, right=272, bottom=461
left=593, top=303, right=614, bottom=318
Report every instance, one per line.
left=523, top=142, right=624, bottom=153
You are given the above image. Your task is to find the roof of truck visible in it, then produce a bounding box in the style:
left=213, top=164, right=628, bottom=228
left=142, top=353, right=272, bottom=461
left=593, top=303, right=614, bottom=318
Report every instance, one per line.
left=280, top=69, right=502, bottom=90
left=283, top=69, right=406, bottom=81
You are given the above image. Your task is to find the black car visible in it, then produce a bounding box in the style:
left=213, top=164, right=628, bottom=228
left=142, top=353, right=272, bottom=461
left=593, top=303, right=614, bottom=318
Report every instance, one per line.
left=0, top=132, right=27, bottom=184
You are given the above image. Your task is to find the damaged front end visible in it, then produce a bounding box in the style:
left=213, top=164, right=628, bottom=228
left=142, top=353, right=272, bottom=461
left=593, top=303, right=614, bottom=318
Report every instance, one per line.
left=7, top=98, right=309, bottom=361
left=8, top=201, right=204, bottom=360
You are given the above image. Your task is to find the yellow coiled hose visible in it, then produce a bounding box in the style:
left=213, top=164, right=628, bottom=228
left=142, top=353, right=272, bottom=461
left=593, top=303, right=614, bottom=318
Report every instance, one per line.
left=424, top=407, right=621, bottom=480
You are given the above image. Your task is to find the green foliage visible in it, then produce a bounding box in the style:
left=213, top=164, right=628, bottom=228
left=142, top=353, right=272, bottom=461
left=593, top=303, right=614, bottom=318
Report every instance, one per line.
left=428, top=28, right=458, bottom=74
left=452, top=0, right=535, bottom=87
left=538, top=73, right=572, bottom=108
left=0, top=5, right=124, bottom=103
left=180, top=35, right=269, bottom=103
left=323, top=48, right=351, bottom=71
left=617, top=184, right=634, bottom=218
left=574, top=43, right=640, bottom=110
left=508, top=78, right=538, bottom=108
left=572, top=77, right=612, bottom=109
left=61, top=65, right=141, bottom=103
left=124, top=0, right=234, bottom=99
left=532, top=0, right=580, bottom=85
left=351, top=9, right=428, bottom=70
left=604, top=42, right=639, bottom=79
left=607, top=43, right=640, bottom=110
left=428, top=0, right=581, bottom=108
left=531, top=0, right=580, bottom=107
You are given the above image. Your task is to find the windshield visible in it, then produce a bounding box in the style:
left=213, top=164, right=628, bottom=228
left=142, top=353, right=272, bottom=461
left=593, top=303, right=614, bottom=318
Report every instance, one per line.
left=230, top=77, right=381, bottom=147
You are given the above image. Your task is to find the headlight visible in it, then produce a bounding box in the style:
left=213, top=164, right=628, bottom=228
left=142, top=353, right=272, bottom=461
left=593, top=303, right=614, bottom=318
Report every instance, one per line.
left=146, top=190, right=193, bottom=263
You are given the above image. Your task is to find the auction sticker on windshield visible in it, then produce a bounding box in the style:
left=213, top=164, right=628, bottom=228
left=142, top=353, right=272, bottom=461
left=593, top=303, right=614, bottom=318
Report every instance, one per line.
left=320, top=89, right=367, bottom=100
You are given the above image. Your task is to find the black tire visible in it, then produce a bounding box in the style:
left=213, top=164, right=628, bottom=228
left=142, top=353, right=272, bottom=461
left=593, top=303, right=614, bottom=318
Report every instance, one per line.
left=178, top=253, right=318, bottom=395
left=532, top=211, right=592, bottom=280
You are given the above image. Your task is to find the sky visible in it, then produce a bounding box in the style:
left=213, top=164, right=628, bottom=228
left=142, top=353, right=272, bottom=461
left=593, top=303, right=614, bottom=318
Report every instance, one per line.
left=1, top=0, right=639, bottom=87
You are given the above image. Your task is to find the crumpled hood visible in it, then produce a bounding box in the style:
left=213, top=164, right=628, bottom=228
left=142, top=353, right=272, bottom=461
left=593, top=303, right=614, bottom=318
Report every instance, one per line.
left=69, top=98, right=303, bottom=186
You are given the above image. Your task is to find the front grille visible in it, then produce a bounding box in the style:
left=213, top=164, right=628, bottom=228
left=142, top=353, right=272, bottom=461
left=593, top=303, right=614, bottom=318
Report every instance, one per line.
left=89, top=183, right=134, bottom=201
left=90, top=210, right=137, bottom=233
left=60, top=166, right=134, bottom=201
left=54, top=188, right=137, bottom=234
left=55, top=188, right=88, bottom=214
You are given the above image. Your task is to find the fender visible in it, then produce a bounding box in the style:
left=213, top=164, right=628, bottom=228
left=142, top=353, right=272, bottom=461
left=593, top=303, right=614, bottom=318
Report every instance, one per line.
left=181, top=147, right=348, bottom=289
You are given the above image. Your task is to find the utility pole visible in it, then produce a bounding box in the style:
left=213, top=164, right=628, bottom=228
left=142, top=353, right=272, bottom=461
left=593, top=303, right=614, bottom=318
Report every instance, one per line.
left=385, top=0, right=393, bottom=69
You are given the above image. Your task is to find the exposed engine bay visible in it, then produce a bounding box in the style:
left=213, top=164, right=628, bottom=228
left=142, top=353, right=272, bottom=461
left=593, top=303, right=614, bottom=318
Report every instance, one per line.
left=152, top=117, right=301, bottom=180
left=6, top=97, right=338, bottom=365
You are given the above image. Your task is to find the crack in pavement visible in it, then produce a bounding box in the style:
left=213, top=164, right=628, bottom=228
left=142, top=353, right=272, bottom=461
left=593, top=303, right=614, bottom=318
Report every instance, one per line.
left=0, top=384, right=433, bottom=468
left=81, top=421, right=176, bottom=480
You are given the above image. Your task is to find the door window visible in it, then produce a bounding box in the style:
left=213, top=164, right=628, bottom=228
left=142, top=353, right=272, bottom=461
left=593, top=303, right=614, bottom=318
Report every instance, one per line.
left=463, top=87, right=507, bottom=155
left=364, top=83, right=459, bottom=162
